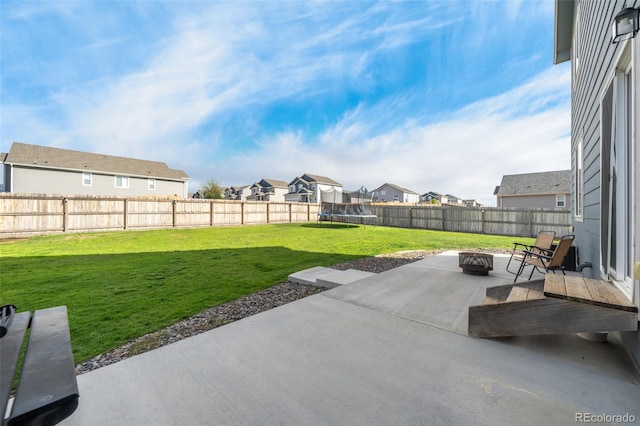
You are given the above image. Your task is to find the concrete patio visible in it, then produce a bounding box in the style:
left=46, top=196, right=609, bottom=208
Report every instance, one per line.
left=61, top=251, right=639, bottom=426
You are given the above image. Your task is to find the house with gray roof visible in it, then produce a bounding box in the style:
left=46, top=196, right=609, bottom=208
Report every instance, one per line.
left=285, top=173, right=342, bottom=204
left=372, top=183, right=419, bottom=204
left=1, top=142, right=189, bottom=197
left=494, top=170, right=570, bottom=209
left=224, top=185, right=251, bottom=201
left=246, top=178, right=288, bottom=202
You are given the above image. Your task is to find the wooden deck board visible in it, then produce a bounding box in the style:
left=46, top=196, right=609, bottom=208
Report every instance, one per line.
left=505, top=286, right=529, bottom=303
left=544, top=275, right=637, bottom=313
left=543, top=274, right=566, bottom=297
left=583, top=278, right=636, bottom=311
left=565, top=276, right=593, bottom=301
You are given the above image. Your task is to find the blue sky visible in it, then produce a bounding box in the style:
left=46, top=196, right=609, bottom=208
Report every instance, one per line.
left=1, top=0, right=570, bottom=206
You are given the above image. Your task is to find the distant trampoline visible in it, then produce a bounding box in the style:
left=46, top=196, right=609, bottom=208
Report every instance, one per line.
left=317, top=188, right=377, bottom=227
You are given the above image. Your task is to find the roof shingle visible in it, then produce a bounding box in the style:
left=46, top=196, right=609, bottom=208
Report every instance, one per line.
left=4, top=142, right=188, bottom=180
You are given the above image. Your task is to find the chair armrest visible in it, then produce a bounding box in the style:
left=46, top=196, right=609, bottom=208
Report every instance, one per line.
left=512, top=242, right=533, bottom=250
left=523, top=249, right=552, bottom=261
left=531, top=246, right=554, bottom=256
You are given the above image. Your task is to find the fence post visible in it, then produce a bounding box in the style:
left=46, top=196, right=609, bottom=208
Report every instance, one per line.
left=266, top=203, right=270, bottom=224
left=307, top=203, right=310, bottom=222
left=123, top=199, right=128, bottom=230
left=528, top=209, right=534, bottom=237
left=172, top=200, right=178, bottom=227
left=241, top=202, right=245, bottom=225
left=409, top=207, right=413, bottom=228
left=289, top=203, right=292, bottom=223
left=62, top=197, right=69, bottom=232
left=441, top=207, right=446, bottom=231
left=210, top=201, right=214, bottom=226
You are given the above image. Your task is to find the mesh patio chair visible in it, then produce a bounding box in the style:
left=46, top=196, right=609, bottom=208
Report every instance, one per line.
left=513, top=234, right=575, bottom=283
left=506, top=231, right=556, bottom=274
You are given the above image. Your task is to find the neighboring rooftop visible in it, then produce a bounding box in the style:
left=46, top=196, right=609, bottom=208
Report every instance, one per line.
left=496, top=170, right=571, bottom=196
left=300, top=174, right=342, bottom=186
left=374, top=182, right=419, bottom=194
left=3, top=142, right=188, bottom=180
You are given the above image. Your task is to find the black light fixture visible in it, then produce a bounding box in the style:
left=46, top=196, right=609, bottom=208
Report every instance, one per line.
left=612, top=6, right=640, bottom=43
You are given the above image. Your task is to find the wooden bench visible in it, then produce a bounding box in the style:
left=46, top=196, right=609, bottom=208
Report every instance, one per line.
left=0, top=306, right=79, bottom=426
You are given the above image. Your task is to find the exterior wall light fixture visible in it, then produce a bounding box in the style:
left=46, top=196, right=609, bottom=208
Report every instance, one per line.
left=612, top=6, right=640, bottom=43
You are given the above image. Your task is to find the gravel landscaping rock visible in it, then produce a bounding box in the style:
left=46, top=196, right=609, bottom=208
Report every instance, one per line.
left=74, top=249, right=480, bottom=374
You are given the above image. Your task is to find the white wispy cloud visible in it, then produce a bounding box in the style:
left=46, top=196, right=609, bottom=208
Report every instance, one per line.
left=215, top=65, right=571, bottom=206
left=1, top=0, right=569, bottom=207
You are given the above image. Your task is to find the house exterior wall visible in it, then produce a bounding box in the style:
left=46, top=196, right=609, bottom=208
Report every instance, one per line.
left=375, top=185, right=399, bottom=202
left=569, top=0, right=637, bottom=283
left=267, top=187, right=288, bottom=202
left=564, top=0, right=639, bottom=363
left=10, top=166, right=187, bottom=197
left=498, top=194, right=569, bottom=209
left=374, top=185, right=418, bottom=203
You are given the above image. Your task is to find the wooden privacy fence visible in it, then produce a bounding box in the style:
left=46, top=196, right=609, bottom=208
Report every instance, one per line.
left=370, top=205, right=571, bottom=237
left=0, top=194, right=319, bottom=236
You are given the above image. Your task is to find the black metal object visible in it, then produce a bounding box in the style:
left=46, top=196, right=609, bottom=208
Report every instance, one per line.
left=550, top=244, right=578, bottom=271
left=0, top=306, right=79, bottom=426
left=459, top=252, right=494, bottom=276
left=0, top=305, right=16, bottom=339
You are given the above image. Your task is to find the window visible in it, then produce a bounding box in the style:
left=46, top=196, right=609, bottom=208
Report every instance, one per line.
left=573, top=137, right=583, bottom=219
left=393, top=194, right=399, bottom=201
left=115, top=175, right=129, bottom=188
left=82, top=172, right=92, bottom=186
left=289, top=185, right=295, bottom=193
left=556, top=195, right=566, bottom=208
left=148, top=178, right=156, bottom=191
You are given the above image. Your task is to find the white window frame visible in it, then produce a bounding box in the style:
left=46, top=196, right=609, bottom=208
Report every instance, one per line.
left=115, top=175, right=129, bottom=189
left=148, top=178, right=156, bottom=191
left=573, top=136, right=584, bottom=220
left=602, top=41, right=634, bottom=300
left=556, top=195, right=566, bottom=208
left=82, top=172, right=92, bottom=186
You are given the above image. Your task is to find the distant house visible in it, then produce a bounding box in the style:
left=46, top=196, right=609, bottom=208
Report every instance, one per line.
left=445, top=194, right=465, bottom=206
left=1, top=142, right=189, bottom=197
left=463, top=199, right=483, bottom=208
left=494, top=170, right=571, bottom=209
left=285, top=174, right=342, bottom=204
left=420, top=191, right=449, bottom=204
left=224, top=185, right=251, bottom=201
left=372, top=183, right=419, bottom=204
left=246, top=179, right=288, bottom=202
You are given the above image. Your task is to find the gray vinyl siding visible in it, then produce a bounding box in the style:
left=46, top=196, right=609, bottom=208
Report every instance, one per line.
left=499, top=194, right=568, bottom=209
left=377, top=187, right=402, bottom=202
left=570, top=0, right=638, bottom=277
left=11, top=166, right=186, bottom=197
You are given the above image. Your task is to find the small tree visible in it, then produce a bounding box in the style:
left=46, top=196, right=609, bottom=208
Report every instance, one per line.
left=201, top=179, right=224, bottom=199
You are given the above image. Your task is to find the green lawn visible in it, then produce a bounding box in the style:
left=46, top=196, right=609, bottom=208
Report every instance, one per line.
left=1, top=223, right=523, bottom=363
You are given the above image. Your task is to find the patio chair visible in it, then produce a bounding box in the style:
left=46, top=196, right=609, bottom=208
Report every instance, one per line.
left=513, top=234, right=575, bottom=283
left=506, top=230, right=556, bottom=274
